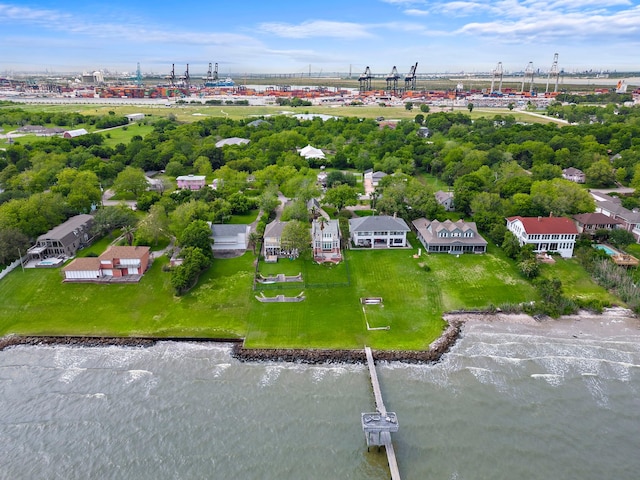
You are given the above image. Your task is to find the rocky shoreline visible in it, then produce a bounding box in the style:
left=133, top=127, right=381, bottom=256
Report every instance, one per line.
left=0, top=321, right=464, bottom=364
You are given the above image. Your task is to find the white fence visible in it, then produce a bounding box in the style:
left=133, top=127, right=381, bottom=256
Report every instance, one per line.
left=0, top=258, right=23, bottom=282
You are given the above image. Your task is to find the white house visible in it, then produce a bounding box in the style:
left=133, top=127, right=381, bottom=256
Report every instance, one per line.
left=126, top=113, right=145, bottom=123
left=506, top=215, right=579, bottom=258
left=312, top=219, right=341, bottom=263
left=562, top=167, right=586, bottom=184
left=299, top=144, right=325, bottom=160
left=363, top=170, right=387, bottom=187
left=263, top=220, right=297, bottom=261
left=348, top=215, right=410, bottom=248
left=215, top=137, right=250, bottom=148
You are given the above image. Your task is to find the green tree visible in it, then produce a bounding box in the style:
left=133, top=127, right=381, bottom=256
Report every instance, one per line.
left=0, top=227, right=29, bottom=265
left=179, top=219, right=213, bottom=260
left=419, top=104, right=430, bottom=113
left=585, top=159, right=615, bottom=187
left=467, top=103, right=474, bottom=113
left=113, top=166, right=148, bottom=199
left=322, top=184, right=359, bottom=212
left=281, top=220, right=311, bottom=257
left=171, top=246, right=212, bottom=295
left=91, top=205, right=138, bottom=237
left=502, top=231, right=521, bottom=259
left=405, top=102, right=413, bottom=111
left=530, top=178, right=595, bottom=216
left=609, top=228, right=635, bottom=248
left=135, top=204, right=170, bottom=246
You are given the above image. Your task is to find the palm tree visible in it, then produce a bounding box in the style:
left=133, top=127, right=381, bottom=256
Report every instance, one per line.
left=122, top=225, right=135, bottom=246
left=248, top=232, right=262, bottom=255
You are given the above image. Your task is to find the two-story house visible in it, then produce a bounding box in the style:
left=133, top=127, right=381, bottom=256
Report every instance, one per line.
left=176, top=174, right=206, bottom=190
left=27, top=214, right=94, bottom=261
left=506, top=215, right=578, bottom=258
left=312, top=219, right=341, bottom=263
left=592, top=192, right=640, bottom=242
left=348, top=215, right=410, bottom=248
left=562, top=167, right=586, bottom=184
left=62, top=246, right=150, bottom=282
left=413, top=218, right=487, bottom=254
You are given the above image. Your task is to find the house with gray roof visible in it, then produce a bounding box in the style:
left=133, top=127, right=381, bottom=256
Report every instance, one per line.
left=435, top=190, right=455, bottom=211
left=210, top=224, right=250, bottom=251
left=215, top=137, right=250, bottom=148
left=312, top=219, right=341, bottom=263
left=348, top=215, right=410, bottom=248
left=413, top=218, right=487, bottom=254
left=27, top=214, right=94, bottom=260
left=592, top=192, right=640, bottom=242
left=263, top=220, right=297, bottom=261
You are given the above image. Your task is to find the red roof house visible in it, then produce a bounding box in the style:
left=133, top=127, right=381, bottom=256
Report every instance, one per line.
left=506, top=215, right=579, bottom=258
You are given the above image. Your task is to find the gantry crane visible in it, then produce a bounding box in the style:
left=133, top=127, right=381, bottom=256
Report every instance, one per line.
left=404, top=62, right=418, bottom=91
left=166, top=64, right=176, bottom=86
left=490, top=61, right=503, bottom=93
left=521, top=61, right=534, bottom=93
left=545, top=53, right=560, bottom=93
left=358, top=66, right=372, bottom=93
left=180, top=64, right=190, bottom=89
left=386, top=66, right=400, bottom=94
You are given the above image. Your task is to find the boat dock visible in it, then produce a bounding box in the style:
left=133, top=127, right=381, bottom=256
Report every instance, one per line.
left=362, top=346, right=401, bottom=480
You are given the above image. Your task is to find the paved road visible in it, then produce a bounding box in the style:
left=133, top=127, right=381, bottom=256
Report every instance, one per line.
left=101, top=189, right=137, bottom=210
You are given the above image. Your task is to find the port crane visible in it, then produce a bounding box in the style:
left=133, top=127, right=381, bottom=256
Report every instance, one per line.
left=404, top=62, right=418, bottom=91
left=134, top=62, right=143, bottom=87
left=358, top=66, right=372, bottom=93
left=204, top=62, right=219, bottom=84
left=180, top=64, right=190, bottom=89
left=386, top=66, right=401, bottom=94
left=545, top=53, right=560, bottom=93
left=521, top=61, right=534, bottom=93
left=490, top=61, right=503, bottom=93
left=166, top=64, right=176, bottom=86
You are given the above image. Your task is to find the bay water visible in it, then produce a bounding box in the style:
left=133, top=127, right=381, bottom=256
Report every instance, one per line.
left=1, top=316, right=639, bottom=479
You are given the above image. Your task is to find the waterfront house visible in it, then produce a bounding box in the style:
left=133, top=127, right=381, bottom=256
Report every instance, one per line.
left=413, top=218, right=487, bottom=254
left=348, top=215, right=410, bottom=248
left=263, top=220, right=297, bottom=261
left=176, top=174, right=206, bottom=190
left=312, top=219, right=341, bottom=263
left=506, top=215, right=579, bottom=258
left=62, top=245, right=150, bottom=282
left=210, top=224, right=250, bottom=251
left=27, top=214, right=94, bottom=260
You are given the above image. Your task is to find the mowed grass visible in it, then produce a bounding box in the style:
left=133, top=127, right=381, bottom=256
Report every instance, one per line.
left=538, top=257, right=621, bottom=305
left=2, top=242, right=614, bottom=350
left=0, top=255, right=255, bottom=338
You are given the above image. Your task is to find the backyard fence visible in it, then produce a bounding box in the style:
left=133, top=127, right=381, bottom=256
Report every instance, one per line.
left=0, top=258, right=23, bottom=282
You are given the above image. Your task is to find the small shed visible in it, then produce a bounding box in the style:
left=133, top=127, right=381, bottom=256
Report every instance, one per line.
left=126, top=113, right=145, bottom=123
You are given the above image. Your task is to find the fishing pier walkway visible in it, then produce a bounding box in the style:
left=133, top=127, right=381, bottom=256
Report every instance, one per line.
left=362, top=346, right=401, bottom=480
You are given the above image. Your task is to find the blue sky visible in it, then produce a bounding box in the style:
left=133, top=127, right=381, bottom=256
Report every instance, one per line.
left=1, top=0, right=639, bottom=75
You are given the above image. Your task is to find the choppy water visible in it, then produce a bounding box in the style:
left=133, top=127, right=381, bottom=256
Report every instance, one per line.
left=1, top=318, right=640, bottom=479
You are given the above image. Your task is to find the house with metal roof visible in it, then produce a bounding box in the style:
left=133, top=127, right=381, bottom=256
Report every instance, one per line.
left=210, top=224, right=250, bottom=251
left=506, top=215, right=579, bottom=258
left=215, top=137, right=250, bottom=148
left=63, top=128, right=89, bottom=138
left=27, top=214, right=94, bottom=260
left=348, top=215, right=410, bottom=248
left=413, top=218, right=487, bottom=254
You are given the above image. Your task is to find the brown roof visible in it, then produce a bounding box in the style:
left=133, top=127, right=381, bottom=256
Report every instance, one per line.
left=99, top=246, right=150, bottom=260
left=507, top=216, right=579, bottom=235
left=573, top=213, right=623, bottom=226
left=62, top=257, right=100, bottom=272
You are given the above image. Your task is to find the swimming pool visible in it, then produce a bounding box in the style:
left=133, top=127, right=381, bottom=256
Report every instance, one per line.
left=37, top=258, right=64, bottom=267
left=595, top=244, right=617, bottom=256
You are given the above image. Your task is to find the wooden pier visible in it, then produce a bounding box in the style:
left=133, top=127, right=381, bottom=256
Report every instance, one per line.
left=362, top=346, right=401, bottom=480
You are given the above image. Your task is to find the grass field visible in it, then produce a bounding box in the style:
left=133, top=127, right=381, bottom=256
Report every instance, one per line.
left=0, top=241, right=619, bottom=349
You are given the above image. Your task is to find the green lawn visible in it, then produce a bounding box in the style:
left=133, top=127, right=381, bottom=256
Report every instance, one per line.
left=0, top=242, right=617, bottom=350
left=229, top=209, right=259, bottom=224
left=101, top=124, right=155, bottom=147
left=538, top=257, right=621, bottom=305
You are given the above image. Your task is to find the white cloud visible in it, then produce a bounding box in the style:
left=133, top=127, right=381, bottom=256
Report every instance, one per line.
left=434, top=1, right=491, bottom=16
left=404, top=8, right=430, bottom=16
left=258, top=20, right=373, bottom=39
